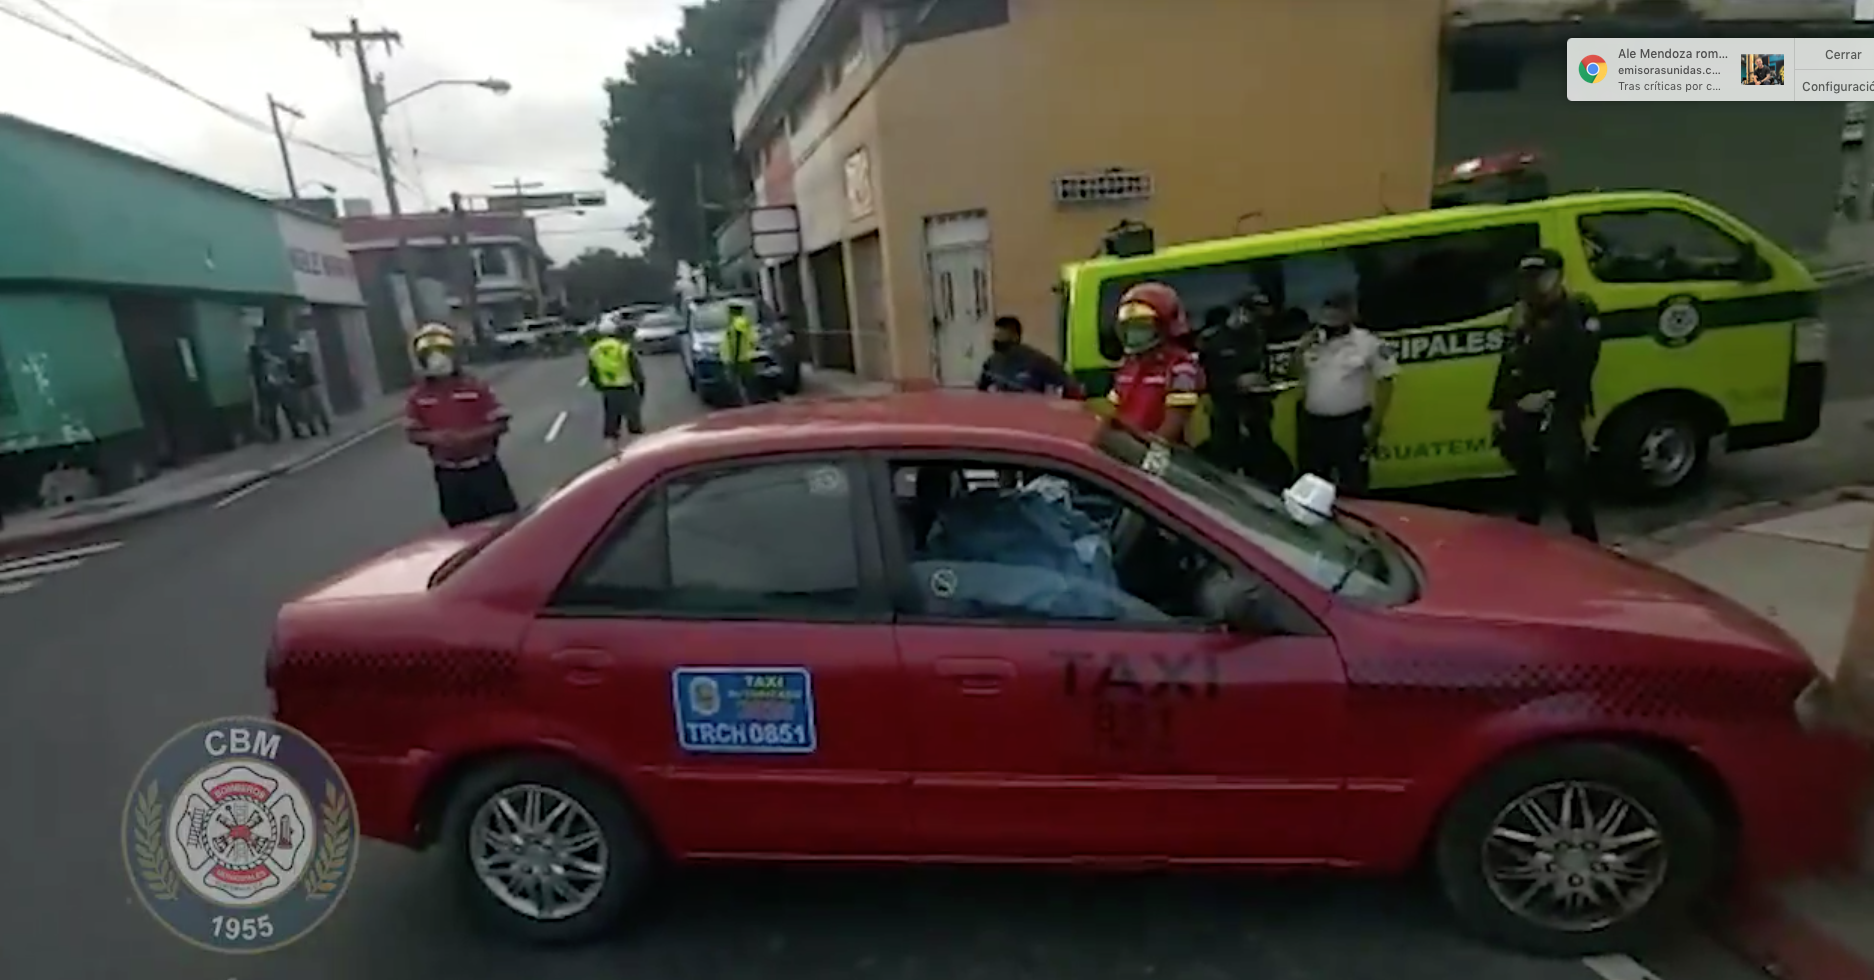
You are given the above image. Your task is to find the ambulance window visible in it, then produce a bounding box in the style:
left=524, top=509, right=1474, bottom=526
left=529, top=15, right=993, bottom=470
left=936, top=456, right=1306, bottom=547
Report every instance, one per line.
left=1577, top=210, right=1749, bottom=284
left=1094, top=260, right=1287, bottom=361
left=1280, top=224, right=1537, bottom=334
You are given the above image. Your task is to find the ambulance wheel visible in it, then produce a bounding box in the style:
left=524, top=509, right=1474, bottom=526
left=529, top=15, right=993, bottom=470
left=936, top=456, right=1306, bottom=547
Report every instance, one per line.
left=1597, top=401, right=1711, bottom=501
left=441, top=755, right=654, bottom=945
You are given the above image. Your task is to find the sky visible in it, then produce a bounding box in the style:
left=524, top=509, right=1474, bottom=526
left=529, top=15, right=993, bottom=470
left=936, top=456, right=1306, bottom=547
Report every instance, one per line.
left=0, top=0, right=688, bottom=262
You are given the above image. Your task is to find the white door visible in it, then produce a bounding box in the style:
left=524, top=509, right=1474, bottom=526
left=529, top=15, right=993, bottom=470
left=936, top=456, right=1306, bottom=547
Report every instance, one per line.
left=925, top=213, right=992, bottom=387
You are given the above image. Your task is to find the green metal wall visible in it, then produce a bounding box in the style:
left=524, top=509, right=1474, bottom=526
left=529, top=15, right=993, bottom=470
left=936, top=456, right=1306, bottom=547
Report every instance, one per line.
left=0, top=117, right=294, bottom=292
left=191, top=300, right=254, bottom=408
left=0, top=293, right=140, bottom=452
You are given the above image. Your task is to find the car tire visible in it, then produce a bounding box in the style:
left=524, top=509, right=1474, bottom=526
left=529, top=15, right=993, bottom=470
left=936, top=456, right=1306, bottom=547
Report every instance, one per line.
left=1432, top=741, right=1720, bottom=958
left=441, top=754, right=655, bottom=945
left=1596, top=401, right=1711, bottom=501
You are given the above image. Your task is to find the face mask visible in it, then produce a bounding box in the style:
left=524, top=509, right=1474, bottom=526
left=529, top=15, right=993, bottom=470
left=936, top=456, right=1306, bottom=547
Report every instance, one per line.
left=991, top=338, right=1015, bottom=353
left=422, top=351, right=454, bottom=377
left=1120, top=324, right=1161, bottom=354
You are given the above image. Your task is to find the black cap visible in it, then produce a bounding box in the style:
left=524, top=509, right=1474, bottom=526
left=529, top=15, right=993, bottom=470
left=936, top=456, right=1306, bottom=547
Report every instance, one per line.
left=1519, top=247, right=1565, bottom=272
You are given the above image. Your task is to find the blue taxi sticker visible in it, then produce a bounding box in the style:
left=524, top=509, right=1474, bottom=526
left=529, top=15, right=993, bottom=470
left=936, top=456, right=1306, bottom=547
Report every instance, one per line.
left=671, top=667, right=817, bottom=754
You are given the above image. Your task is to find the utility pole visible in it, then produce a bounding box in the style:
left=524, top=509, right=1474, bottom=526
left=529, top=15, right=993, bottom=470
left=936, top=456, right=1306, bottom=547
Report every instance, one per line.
left=693, top=162, right=715, bottom=292
left=266, top=95, right=303, bottom=199
left=449, top=192, right=484, bottom=347
left=310, top=19, right=432, bottom=324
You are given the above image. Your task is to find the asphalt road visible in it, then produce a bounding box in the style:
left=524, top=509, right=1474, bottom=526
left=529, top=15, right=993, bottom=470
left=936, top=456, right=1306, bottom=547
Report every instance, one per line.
left=0, top=352, right=1794, bottom=980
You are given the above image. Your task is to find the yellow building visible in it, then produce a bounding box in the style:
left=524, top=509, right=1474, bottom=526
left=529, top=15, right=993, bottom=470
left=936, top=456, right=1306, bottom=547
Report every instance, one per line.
left=729, top=0, right=1445, bottom=386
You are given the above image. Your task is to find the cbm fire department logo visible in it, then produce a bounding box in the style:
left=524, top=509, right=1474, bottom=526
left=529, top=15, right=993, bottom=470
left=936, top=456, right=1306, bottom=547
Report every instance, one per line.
left=121, top=717, right=357, bottom=954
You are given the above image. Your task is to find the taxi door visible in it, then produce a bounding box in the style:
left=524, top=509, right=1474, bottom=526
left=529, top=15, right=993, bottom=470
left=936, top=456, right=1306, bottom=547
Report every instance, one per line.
left=877, top=460, right=1347, bottom=862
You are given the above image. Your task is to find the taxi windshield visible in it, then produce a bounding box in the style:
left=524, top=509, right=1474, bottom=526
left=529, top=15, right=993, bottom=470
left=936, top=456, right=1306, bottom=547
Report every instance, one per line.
left=1095, top=425, right=1416, bottom=604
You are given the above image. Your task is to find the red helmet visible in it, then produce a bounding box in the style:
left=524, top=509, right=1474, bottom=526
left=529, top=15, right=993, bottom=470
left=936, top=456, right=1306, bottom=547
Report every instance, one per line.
left=1115, top=281, right=1191, bottom=341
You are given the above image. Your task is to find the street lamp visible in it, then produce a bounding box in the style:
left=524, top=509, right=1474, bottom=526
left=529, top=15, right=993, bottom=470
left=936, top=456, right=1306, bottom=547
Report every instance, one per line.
left=380, top=76, right=512, bottom=112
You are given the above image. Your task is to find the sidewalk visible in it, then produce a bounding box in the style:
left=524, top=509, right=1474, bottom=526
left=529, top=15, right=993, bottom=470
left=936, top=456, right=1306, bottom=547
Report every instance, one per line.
left=1634, top=489, right=1874, bottom=980
left=0, top=390, right=410, bottom=557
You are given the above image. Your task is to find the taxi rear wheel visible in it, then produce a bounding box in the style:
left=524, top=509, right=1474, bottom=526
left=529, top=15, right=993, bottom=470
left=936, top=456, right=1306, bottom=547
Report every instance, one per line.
left=441, top=755, right=654, bottom=945
left=1597, top=402, right=1712, bottom=500
left=1431, top=741, right=1720, bottom=957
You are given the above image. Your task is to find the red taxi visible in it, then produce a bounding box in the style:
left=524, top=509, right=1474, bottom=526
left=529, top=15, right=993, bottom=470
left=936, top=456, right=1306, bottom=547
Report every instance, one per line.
left=267, top=392, right=1870, bottom=954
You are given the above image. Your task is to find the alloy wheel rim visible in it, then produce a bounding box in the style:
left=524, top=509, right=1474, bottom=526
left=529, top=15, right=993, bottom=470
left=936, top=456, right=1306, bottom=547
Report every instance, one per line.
left=1638, top=425, right=1695, bottom=487
left=1480, top=780, right=1669, bottom=933
left=470, top=784, right=609, bottom=921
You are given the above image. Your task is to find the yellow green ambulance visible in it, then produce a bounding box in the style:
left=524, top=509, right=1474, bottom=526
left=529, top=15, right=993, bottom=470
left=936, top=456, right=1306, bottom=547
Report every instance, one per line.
left=1057, top=189, right=1828, bottom=498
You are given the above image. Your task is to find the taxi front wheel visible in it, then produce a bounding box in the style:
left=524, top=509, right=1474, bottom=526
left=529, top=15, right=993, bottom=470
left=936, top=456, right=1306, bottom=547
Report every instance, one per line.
left=441, top=754, right=656, bottom=944
left=1431, top=741, right=1720, bottom=957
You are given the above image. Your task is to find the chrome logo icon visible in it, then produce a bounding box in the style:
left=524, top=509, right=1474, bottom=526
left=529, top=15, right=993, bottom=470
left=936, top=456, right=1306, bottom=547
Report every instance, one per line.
left=1578, top=54, right=1607, bottom=83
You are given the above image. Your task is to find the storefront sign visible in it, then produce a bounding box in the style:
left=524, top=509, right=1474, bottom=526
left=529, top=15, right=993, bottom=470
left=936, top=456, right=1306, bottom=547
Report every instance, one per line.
left=273, top=208, right=364, bottom=307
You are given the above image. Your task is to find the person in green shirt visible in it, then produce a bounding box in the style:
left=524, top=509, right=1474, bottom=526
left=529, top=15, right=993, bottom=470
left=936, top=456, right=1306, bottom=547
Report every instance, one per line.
left=587, top=321, right=646, bottom=453
left=723, top=302, right=762, bottom=405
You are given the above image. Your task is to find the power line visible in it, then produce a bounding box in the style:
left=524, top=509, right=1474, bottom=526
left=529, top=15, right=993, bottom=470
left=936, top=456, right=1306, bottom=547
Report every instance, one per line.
left=1, top=0, right=394, bottom=184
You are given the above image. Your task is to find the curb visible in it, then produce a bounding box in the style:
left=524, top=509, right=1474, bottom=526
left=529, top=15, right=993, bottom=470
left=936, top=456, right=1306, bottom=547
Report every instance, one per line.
left=0, top=413, right=406, bottom=561
left=1614, top=485, right=1874, bottom=562
left=0, top=361, right=535, bottom=560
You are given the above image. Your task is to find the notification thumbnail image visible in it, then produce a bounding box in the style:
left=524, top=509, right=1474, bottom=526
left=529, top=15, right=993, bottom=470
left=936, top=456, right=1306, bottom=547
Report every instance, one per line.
left=1578, top=54, right=1606, bottom=83
left=1741, top=54, right=1785, bottom=85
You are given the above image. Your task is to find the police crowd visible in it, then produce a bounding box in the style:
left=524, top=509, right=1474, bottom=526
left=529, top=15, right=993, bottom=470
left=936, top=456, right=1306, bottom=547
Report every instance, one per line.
left=398, top=256, right=1601, bottom=543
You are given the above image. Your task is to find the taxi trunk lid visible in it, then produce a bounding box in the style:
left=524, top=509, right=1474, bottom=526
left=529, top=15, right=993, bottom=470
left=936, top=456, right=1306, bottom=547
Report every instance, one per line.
left=295, top=519, right=509, bottom=602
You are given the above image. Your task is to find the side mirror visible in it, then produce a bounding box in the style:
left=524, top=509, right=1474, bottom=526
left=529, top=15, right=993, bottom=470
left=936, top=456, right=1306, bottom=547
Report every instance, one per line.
left=1221, top=582, right=1283, bottom=635
left=1740, top=245, right=1773, bottom=283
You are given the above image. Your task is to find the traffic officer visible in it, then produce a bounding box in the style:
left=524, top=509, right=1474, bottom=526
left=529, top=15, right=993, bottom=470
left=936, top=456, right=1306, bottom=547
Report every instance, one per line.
left=1489, top=247, right=1603, bottom=542
left=1293, top=292, right=1396, bottom=495
left=1108, top=282, right=1205, bottom=445
left=403, top=324, right=519, bottom=528
left=723, top=301, right=762, bottom=405
left=587, top=320, right=646, bottom=454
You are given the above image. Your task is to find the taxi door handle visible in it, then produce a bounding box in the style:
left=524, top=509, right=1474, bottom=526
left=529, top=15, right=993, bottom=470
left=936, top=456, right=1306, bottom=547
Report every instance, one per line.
left=551, top=648, right=612, bottom=686
left=935, top=657, right=1014, bottom=694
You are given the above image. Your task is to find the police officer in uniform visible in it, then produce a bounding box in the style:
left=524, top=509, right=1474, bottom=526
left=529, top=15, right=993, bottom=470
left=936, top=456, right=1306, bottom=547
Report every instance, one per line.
left=1294, top=292, right=1396, bottom=495
left=1195, top=296, right=1293, bottom=488
left=1489, top=247, right=1603, bottom=542
left=723, top=301, right=762, bottom=405
left=587, top=320, right=646, bottom=454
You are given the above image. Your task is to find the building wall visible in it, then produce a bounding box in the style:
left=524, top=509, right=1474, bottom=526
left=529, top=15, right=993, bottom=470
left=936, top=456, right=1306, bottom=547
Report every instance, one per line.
left=0, top=117, right=294, bottom=293
left=0, top=293, right=139, bottom=453
left=1437, top=43, right=1843, bottom=251
left=781, top=0, right=1445, bottom=380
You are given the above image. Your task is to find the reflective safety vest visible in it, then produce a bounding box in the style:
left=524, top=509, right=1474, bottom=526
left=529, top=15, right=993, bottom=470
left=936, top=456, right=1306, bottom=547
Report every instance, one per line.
left=588, top=336, right=633, bottom=388
left=725, top=314, right=759, bottom=365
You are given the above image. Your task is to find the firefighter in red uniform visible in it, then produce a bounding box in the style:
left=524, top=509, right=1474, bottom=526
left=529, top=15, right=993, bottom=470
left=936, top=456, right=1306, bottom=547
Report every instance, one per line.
left=404, top=324, right=519, bottom=527
left=1106, top=282, right=1205, bottom=444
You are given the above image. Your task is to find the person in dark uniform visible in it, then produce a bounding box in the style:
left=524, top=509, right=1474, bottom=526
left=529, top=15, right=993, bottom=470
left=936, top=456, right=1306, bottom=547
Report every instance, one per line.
left=1489, top=248, right=1603, bottom=542
left=1194, top=296, right=1293, bottom=488
left=976, top=315, right=1080, bottom=395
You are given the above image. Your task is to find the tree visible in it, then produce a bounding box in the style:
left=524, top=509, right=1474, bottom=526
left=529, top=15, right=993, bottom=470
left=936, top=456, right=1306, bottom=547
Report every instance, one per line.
left=601, top=0, right=776, bottom=266
left=561, top=248, right=672, bottom=320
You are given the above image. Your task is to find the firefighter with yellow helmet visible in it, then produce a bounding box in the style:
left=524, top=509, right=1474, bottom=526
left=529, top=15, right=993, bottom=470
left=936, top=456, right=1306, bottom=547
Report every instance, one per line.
left=403, top=323, right=519, bottom=526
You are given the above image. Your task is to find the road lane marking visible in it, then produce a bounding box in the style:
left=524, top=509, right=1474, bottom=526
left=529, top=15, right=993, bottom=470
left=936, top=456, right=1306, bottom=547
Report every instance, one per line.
left=1582, top=954, right=1662, bottom=980
left=0, top=557, right=85, bottom=582
left=213, top=478, right=274, bottom=509
left=578, top=376, right=588, bottom=388
left=0, top=540, right=122, bottom=569
left=0, top=580, right=34, bottom=596
left=545, top=409, right=568, bottom=443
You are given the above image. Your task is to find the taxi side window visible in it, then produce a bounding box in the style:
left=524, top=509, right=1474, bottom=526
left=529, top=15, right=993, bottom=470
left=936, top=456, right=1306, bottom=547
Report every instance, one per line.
left=887, top=459, right=1247, bottom=627
left=555, top=460, right=867, bottom=619
left=1577, top=210, right=1749, bottom=284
